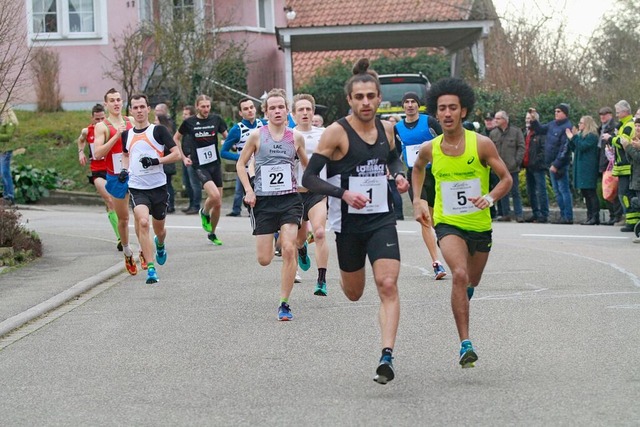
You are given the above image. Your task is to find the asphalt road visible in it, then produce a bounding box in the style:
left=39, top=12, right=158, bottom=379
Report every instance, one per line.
left=0, top=204, right=638, bottom=426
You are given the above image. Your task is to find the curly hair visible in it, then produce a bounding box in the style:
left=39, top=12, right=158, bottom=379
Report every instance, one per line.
left=426, top=78, right=475, bottom=120
left=344, top=58, right=380, bottom=97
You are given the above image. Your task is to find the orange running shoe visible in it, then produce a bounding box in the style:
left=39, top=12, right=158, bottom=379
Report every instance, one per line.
left=125, top=254, right=138, bottom=275
left=139, top=251, right=148, bottom=270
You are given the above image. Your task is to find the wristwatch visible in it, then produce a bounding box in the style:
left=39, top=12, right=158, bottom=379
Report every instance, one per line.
left=483, top=194, right=494, bottom=207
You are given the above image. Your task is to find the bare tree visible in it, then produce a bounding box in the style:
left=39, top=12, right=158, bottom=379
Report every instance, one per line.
left=31, top=48, right=63, bottom=112
left=105, top=0, right=248, bottom=117
left=0, top=1, right=35, bottom=115
left=103, top=24, right=157, bottom=115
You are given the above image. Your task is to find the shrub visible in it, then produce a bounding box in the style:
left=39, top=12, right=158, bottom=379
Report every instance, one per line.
left=11, top=164, right=61, bottom=203
left=0, top=207, right=42, bottom=267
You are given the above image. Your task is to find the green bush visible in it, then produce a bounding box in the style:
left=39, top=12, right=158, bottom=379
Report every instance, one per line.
left=11, top=164, right=61, bottom=203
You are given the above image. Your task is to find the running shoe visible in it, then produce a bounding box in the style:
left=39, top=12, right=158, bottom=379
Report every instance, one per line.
left=433, top=261, right=447, bottom=280
left=314, top=280, right=327, bottom=296
left=459, top=340, right=478, bottom=368
left=467, top=286, right=475, bottom=300
left=207, top=232, right=222, bottom=246
left=124, top=254, right=137, bottom=275
left=146, top=267, right=159, bottom=284
left=274, top=248, right=282, bottom=257
left=278, top=302, right=293, bottom=321
left=200, top=208, right=212, bottom=232
left=294, top=271, right=302, bottom=283
left=155, top=236, right=167, bottom=266
left=306, top=231, right=315, bottom=244
left=116, top=239, right=123, bottom=251
left=298, top=242, right=311, bottom=271
left=374, top=354, right=395, bottom=384
left=139, top=251, right=148, bottom=270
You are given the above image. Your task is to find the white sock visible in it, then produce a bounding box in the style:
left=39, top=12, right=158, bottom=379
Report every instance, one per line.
left=123, top=245, right=133, bottom=257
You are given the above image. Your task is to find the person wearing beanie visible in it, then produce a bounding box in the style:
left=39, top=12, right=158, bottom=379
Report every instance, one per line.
left=530, top=104, right=574, bottom=224
left=394, top=91, right=448, bottom=280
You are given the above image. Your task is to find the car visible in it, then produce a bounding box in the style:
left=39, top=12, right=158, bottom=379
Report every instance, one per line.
left=377, top=73, right=430, bottom=119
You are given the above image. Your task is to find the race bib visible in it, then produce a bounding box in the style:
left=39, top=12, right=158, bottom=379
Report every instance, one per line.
left=260, top=164, right=293, bottom=192
left=196, top=144, right=217, bottom=165
left=112, top=152, right=123, bottom=171
left=440, top=179, right=481, bottom=215
left=348, top=175, right=389, bottom=214
left=404, top=144, right=423, bottom=168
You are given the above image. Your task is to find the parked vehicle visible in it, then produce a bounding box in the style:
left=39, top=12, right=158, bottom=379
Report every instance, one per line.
left=377, top=73, right=430, bottom=118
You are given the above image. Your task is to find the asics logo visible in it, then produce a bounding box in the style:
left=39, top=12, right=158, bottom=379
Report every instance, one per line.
left=467, top=156, right=475, bottom=164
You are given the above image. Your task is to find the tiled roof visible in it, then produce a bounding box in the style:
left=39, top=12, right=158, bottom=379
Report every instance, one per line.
left=285, top=0, right=479, bottom=27
left=293, top=48, right=440, bottom=86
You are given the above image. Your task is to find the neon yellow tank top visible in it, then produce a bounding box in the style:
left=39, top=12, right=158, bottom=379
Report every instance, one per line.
left=432, top=129, right=491, bottom=232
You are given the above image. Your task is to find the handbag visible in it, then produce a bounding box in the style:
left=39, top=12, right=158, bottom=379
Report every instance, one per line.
left=602, top=159, right=618, bottom=202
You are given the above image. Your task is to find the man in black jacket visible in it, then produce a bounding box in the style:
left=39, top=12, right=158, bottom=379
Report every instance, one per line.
left=523, top=109, right=549, bottom=223
left=597, top=106, right=622, bottom=225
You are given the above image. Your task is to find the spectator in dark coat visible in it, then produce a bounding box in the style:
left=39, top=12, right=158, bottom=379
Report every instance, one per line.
left=530, top=103, right=574, bottom=224
left=523, top=109, right=549, bottom=223
left=567, top=116, right=600, bottom=225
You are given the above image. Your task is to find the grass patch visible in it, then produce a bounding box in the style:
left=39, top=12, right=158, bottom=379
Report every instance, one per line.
left=14, top=110, right=95, bottom=192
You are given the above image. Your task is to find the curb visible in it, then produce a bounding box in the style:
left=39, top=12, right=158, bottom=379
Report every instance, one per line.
left=0, top=262, right=124, bottom=338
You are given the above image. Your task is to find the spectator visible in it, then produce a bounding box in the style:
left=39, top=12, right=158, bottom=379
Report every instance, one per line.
left=530, top=103, right=574, bottom=224
left=523, top=109, right=549, bottom=223
left=0, top=103, right=18, bottom=205
left=312, top=114, right=325, bottom=128
left=597, top=106, right=622, bottom=225
left=483, top=112, right=496, bottom=136
left=490, top=110, right=525, bottom=222
left=567, top=116, right=600, bottom=225
left=624, top=118, right=640, bottom=228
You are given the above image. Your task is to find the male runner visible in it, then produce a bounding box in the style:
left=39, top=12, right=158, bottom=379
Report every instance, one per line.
left=395, top=91, right=447, bottom=279
left=303, top=59, right=409, bottom=384
left=93, top=88, right=138, bottom=275
left=236, top=88, right=308, bottom=321
left=77, top=103, right=121, bottom=251
left=175, top=95, right=228, bottom=244
left=221, top=97, right=265, bottom=217
left=412, top=78, right=511, bottom=368
left=292, top=93, right=330, bottom=296
left=121, top=94, right=180, bottom=284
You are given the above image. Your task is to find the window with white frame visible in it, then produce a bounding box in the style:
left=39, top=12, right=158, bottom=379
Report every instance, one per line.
left=172, top=0, right=194, bottom=21
left=30, top=0, right=105, bottom=43
left=257, top=0, right=274, bottom=31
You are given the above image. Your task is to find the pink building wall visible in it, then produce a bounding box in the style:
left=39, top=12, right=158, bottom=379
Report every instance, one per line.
left=15, top=0, right=287, bottom=111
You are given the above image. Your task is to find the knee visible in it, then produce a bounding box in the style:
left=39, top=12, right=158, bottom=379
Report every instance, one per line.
left=313, top=225, right=326, bottom=242
left=451, top=267, right=470, bottom=287
left=257, top=254, right=272, bottom=266
left=343, top=287, right=363, bottom=301
left=137, top=217, right=150, bottom=231
left=377, top=277, right=398, bottom=299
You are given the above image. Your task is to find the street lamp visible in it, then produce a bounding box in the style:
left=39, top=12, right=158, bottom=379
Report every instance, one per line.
left=284, top=6, right=296, bottom=21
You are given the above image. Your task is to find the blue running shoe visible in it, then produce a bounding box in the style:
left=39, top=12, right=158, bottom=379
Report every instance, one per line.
left=278, top=302, right=293, bottom=321
left=314, top=280, right=327, bottom=296
left=146, top=267, right=159, bottom=284
left=298, top=242, right=311, bottom=271
left=459, top=340, right=478, bottom=368
left=155, top=236, right=167, bottom=266
left=467, top=286, right=475, bottom=300
left=433, top=261, right=447, bottom=280
left=374, top=354, right=395, bottom=384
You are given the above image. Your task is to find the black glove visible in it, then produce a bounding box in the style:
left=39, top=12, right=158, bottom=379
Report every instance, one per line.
left=140, top=156, right=160, bottom=169
left=118, top=169, right=129, bottom=183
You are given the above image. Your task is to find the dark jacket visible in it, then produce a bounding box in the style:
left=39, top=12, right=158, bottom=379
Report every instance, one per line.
left=531, top=118, right=573, bottom=175
left=569, top=132, right=599, bottom=189
left=598, top=118, right=618, bottom=173
left=524, top=129, right=546, bottom=171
